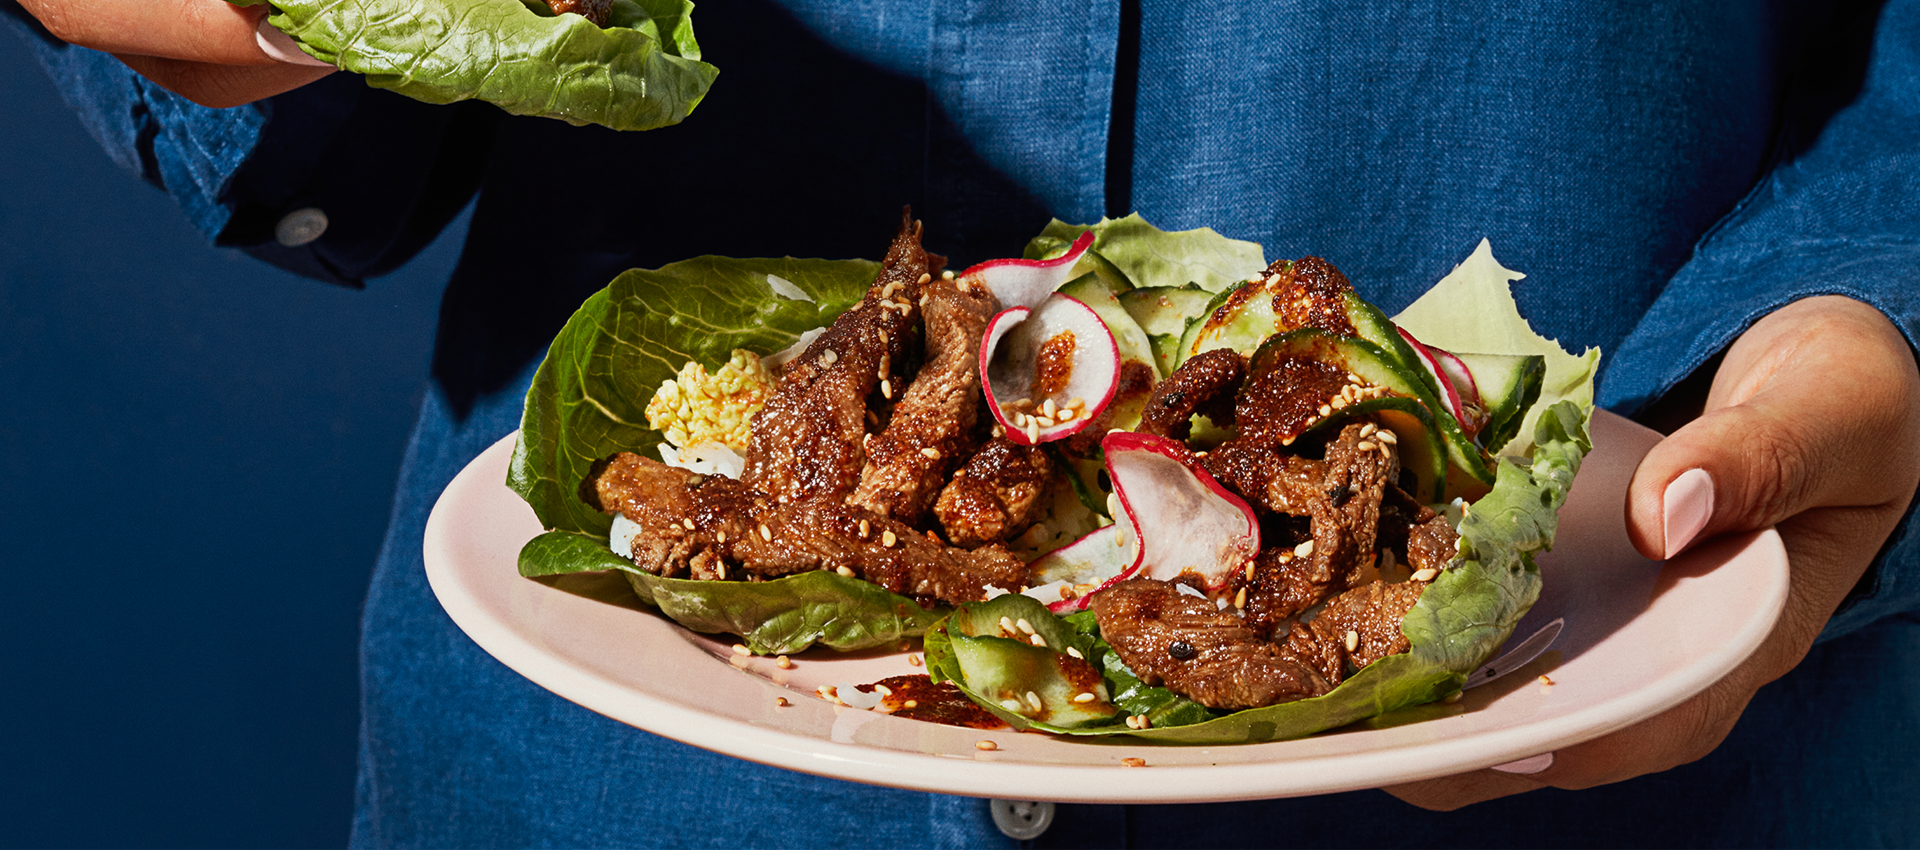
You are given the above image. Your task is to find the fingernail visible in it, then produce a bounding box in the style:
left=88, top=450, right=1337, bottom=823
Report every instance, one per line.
left=1491, top=752, right=1555, bottom=775
left=1662, top=468, right=1714, bottom=559
left=256, top=19, right=336, bottom=68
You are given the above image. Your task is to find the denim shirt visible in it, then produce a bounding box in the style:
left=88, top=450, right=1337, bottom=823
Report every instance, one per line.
left=10, top=0, right=1920, bottom=845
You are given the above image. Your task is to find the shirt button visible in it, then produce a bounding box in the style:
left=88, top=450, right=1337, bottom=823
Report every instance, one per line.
left=275, top=207, right=329, bottom=247
left=990, top=799, right=1055, bottom=840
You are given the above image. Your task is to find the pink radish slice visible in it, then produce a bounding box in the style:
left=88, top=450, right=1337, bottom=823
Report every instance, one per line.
left=1426, top=345, right=1489, bottom=433
left=1101, top=431, right=1259, bottom=591
left=959, top=232, right=1095, bottom=310
left=1028, top=523, right=1145, bottom=614
left=981, top=294, right=1121, bottom=445
left=1396, top=326, right=1475, bottom=432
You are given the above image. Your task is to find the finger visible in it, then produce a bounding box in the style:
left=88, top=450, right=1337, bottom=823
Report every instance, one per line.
left=1626, top=297, right=1920, bottom=561
left=114, top=54, right=336, bottom=110
left=26, top=0, right=283, bottom=66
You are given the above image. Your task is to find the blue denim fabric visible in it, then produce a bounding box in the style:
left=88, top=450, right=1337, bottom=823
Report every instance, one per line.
left=2, top=2, right=265, bottom=241
left=18, top=0, right=1920, bottom=844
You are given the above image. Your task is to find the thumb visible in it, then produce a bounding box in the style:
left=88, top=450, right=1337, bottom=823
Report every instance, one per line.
left=1626, top=297, right=1920, bottom=561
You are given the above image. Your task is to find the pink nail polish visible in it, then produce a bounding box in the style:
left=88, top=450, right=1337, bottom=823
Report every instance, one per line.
left=1663, top=468, right=1714, bottom=559
left=1491, top=752, right=1555, bottom=774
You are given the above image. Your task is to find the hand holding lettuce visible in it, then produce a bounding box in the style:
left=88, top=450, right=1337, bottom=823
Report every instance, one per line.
left=229, top=0, right=717, bottom=131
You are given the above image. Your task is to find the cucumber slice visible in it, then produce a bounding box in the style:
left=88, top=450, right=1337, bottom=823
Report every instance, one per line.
left=1059, top=272, right=1161, bottom=379
left=1120, top=284, right=1214, bottom=376
left=1453, top=351, right=1545, bottom=456
left=1249, top=330, right=1492, bottom=498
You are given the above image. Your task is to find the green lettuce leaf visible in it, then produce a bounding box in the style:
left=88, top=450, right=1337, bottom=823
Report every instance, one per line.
left=1391, top=240, right=1601, bottom=457
left=1023, top=213, right=1268, bottom=294
left=924, top=401, right=1590, bottom=743
left=510, top=256, right=874, bottom=538
left=518, top=530, right=939, bottom=653
left=231, top=0, right=718, bottom=132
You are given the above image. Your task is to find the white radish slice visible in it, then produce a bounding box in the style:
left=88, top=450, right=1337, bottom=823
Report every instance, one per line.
left=1397, top=326, right=1475, bottom=432
left=1102, top=431, right=1259, bottom=591
left=1028, top=523, right=1144, bottom=614
left=981, top=294, right=1121, bottom=445
left=959, top=231, right=1094, bottom=310
left=1426, top=345, right=1489, bottom=433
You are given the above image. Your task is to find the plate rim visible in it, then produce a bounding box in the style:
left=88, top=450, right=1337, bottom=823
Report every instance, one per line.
left=424, top=410, right=1790, bottom=803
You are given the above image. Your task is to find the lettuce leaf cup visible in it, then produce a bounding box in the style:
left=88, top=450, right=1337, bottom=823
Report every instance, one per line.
left=230, top=0, right=718, bottom=131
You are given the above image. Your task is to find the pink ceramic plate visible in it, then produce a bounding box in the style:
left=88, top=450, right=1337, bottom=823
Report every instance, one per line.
left=423, top=410, right=1788, bottom=803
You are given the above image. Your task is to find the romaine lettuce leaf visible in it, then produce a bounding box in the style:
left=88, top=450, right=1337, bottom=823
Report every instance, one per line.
left=1023, top=213, right=1268, bottom=294
left=230, top=0, right=718, bottom=132
left=1392, top=240, right=1600, bottom=457
left=518, top=530, right=939, bottom=653
left=510, top=256, right=874, bottom=539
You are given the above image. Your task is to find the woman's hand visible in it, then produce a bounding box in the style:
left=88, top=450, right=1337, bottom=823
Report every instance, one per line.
left=20, top=0, right=334, bottom=108
left=1385, top=295, right=1920, bottom=810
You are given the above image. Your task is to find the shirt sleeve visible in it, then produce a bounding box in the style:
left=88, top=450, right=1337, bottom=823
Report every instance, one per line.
left=1599, top=0, right=1920, bottom=638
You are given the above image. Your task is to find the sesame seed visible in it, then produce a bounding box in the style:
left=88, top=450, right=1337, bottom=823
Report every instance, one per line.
left=775, top=697, right=790, bottom=707
left=836, top=565, right=856, bottom=578
left=858, top=519, right=870, bottom=538
left=1115, top=527, right=1129, bottom=548
left=717, top=530, right=727, bottom=544
left=1030, top=634, right=1048, bottom=647
left=921, top=447, right=942, bottom=459
left=1539, top=675, right=1555, bottom=686
left=1058, top=408, right=1078, bottom=421
left=1026, top=421, right=1040, bottom=442
left=881, top=281, right=901, bottom=298
left=1026, top=692, right=1044, bottom=711
left=682, top=518, right=696, bottom=530
left=1357, top=441, right=1377, bottom=451
left=904, top=700, right=917, bottom=708
left=1000, top=616, right=1017, bottom=634
left=1059, top=585, right=1075, bottom=600
left=731, top=644, right=751, bottom=656
left=992, top=424, right=1006, bottom=438
left=1295, top=540, right=1315, bottom=557
left=759, top=524, right=773, bottom=541
left=1244, top=564, right=1256, bottom=581
left=1318, top=405, right=1332, bottom=416
left=999, top=699, right=1023, bottom=712
left=1135, top=715, right=1151, bottom=729
left=881, top=379, right=893, bottom=399
left=881, top=530, right=897, bottom=547
left=1016, top=618, right=1036, bottom=635
left=717, top=563, right=727, bottom=580
left=1359, top=422, right=1377, bottom=437
left=776, top=655, right=792, bottom=669
left=1073, top=692, right=1097, bottom=703
left=1035, top=415, right=1057, bottom=428
left=908, top=654, right=923, bottom=667
left=819, top=349, right=839, bottom=367
left=1234, top=587, right=1247, bottom=608
left=917, top=272, right=932, bottom=284
left=1281, top=436, right=1296, bottom=446
left=943, top=269, right=955, bottom=280
left=1066, top=647, right=1084, bottom=659
left=1377, top=430, right=1397, bottom=445
left=1122, top=757, right=1148, bottom=768
left=1345, top=630, right=1359, bottom=652
left=1412, top=568, right=1439, bottom=581
left=1444, top=691, right=1463, bottom=704
left=976, top=740, right=999, bottom=751
left=1043, top=398, right=1057, bottom=418
left=875, top=684, right=893, bottom=698
left=729, top=654, right=750, bottom=668
left=1012, top=411, right=1029, bottom=427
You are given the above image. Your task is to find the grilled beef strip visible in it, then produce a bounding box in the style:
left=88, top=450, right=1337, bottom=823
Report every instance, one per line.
left=1090, top=579, right=1334, bottom=710
left=545, top=0, right=612, bottom=26
left=590, top=452, right=1026, bottom=603
left=932, top=437, right=1056, bottom=547
left=1206, top=420, right=1398, bottom=633
left=740, top=214, right=935, bottom=504
left=1309, top=579, right=1427, bottom=672
left=851, top=275, right=1000, bottom=523
left=1136, top=348, right=1245, bottom=440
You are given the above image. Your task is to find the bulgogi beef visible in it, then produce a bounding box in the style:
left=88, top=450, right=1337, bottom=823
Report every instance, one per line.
left=1090, top=579, right=1335, bottom=710
left=932, top=437, right=1056, bottom=548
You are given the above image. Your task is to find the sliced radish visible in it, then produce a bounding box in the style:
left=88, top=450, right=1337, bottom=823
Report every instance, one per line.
left=1425, top=345, right=1489, bottom=433
left=1102, top=431, right=1259, bottom=591
left=1396, top=326, right=1478, bottom=434
left=1028, top=523, right=1144, bottom=613
left=981, top=294, right=1121, bottom=445
left=959, top=232, right=1095, bottom=310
